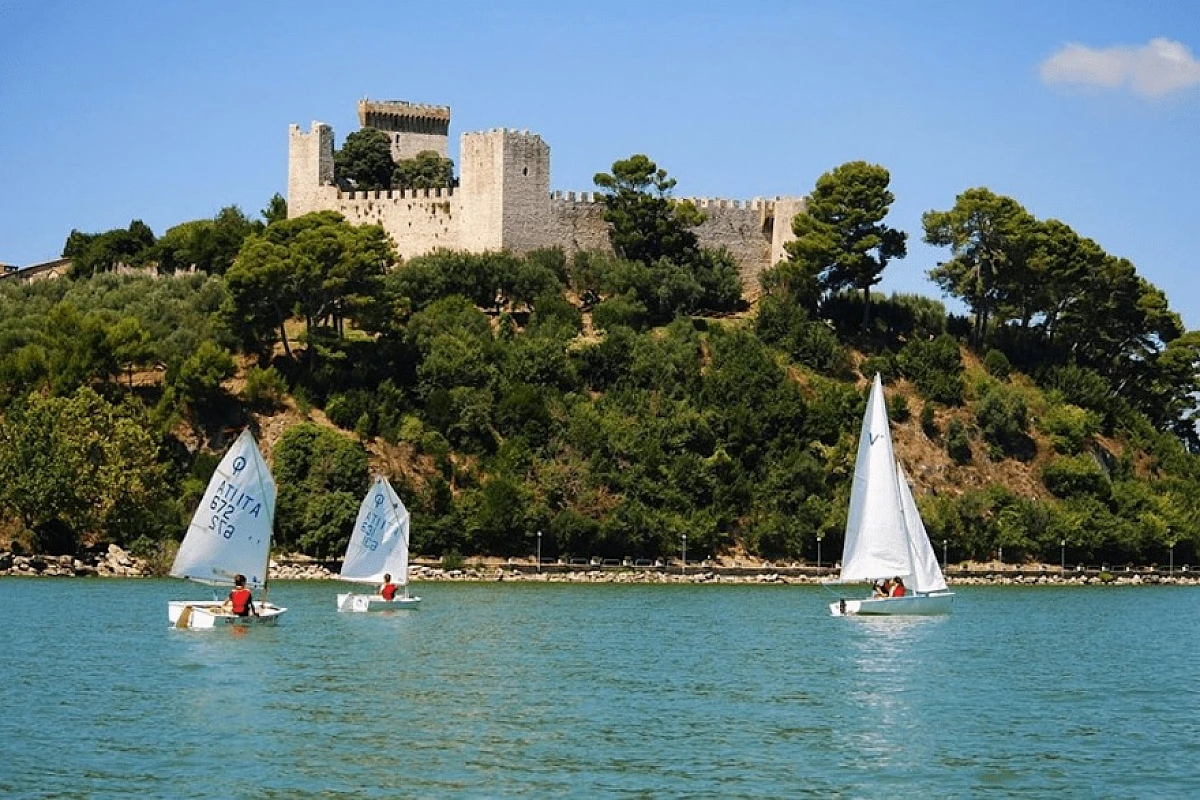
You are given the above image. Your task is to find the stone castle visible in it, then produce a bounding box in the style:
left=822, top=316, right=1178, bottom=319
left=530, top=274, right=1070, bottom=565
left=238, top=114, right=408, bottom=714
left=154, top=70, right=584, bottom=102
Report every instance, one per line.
left=288, top=99, right=805, bottom=289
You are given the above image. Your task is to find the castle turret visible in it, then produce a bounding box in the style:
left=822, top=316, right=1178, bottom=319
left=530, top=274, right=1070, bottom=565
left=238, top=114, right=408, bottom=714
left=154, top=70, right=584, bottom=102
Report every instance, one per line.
left=358, top=99, right=450, bottom=162
left=769, top=197, right=807, bottom=266
left=458, top=129, right=551, bottom=253
left=288, top=122, right=334, bottom=218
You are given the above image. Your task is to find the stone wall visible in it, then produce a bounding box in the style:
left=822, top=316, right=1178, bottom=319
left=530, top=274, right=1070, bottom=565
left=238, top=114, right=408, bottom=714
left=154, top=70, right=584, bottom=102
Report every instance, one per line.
left=319, top=186, right=458, bottom=261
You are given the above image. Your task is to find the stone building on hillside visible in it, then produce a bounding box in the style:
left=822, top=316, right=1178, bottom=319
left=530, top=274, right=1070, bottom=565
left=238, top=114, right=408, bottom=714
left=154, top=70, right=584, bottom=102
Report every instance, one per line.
left=289, top=98, right=805, bottom=292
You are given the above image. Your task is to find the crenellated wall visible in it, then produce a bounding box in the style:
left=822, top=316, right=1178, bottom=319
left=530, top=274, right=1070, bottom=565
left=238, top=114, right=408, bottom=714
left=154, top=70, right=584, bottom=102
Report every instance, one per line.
left=318, top=186, right=459, bottom=260
left=287, top=100, right=806, bottom=289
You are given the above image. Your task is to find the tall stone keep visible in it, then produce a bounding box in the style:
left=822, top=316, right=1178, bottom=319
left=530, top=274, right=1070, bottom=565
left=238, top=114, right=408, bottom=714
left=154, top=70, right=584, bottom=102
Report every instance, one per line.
left=287, top=122, right=334, bottom=218
left=458, top=129, right=550, bottom=253
left=358, top=99, right=450, bottom=162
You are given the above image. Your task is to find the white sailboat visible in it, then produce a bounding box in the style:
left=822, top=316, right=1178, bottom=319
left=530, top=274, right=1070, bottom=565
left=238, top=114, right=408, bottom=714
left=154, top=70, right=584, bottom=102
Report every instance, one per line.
left=829, top=374, right=954, bottom=616
left=336, top=475, right=420, bottom=611
left=168, top=430, right=287, bottom=629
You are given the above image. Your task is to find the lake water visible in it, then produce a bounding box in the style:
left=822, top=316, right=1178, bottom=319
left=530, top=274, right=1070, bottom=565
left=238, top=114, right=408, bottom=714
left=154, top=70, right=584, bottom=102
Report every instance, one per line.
left=1, top=579, right=1197, bottom=798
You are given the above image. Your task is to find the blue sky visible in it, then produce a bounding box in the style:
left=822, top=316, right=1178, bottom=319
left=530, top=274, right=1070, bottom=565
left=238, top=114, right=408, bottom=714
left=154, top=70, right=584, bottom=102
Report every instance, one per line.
left=2, top=1, right=1198, bottom=326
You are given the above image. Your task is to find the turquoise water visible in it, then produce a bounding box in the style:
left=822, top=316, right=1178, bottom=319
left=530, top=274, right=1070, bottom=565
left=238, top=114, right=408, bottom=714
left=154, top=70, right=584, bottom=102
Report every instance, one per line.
left=1, top=579, right=1197, bottom=798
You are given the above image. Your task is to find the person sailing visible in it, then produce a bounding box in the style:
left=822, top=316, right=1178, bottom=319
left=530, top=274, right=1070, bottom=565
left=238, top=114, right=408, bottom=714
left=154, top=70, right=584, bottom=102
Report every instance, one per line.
left=889, top=577, right=906, bottom=597
left=224, top=574, right=258, bottom=617
left=380, top=573, right=398, bottom=601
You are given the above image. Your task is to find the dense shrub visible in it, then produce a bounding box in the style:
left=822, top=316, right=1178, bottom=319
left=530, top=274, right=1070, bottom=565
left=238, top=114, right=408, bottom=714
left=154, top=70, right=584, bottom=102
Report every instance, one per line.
left=920, top=402, right=938, bottom=439
left=243, top=365, right=287, bottom=411
left=975, top=382, right=1034, bottom=461
left=755, top=294, right=848, bottom=374
left=983, top=348, right=1012, bottom=380
left=1041, top=454, right=1111, bottom=500
left=946, top=418, right=972, bottom=465
left=1040, top=403, right=1100, bottom=455
left=897, top=333, right=964, bottom=405
left=858, top=354, right=896, bottom=383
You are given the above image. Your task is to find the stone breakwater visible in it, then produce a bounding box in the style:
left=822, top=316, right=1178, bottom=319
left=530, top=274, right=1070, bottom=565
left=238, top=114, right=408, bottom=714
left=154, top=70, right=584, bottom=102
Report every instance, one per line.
left=3, top=549, right=1198, bottom=587
left=0, top=544, right=147, bottom=578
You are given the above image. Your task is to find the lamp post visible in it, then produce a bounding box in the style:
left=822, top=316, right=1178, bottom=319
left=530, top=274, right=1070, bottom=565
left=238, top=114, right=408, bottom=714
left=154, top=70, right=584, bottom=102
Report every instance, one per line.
left=1169, top=540, right=1176, bottom=575
left=998, top=546, right=1003, bottom=566
left=682, top=534, right=687, bottom=575
left=942, top=539, right=948, bottom=570
left=816, top=533, right=823, bottom=570
left=536, top=530, right=542, bottom=573
left=1060, top=539, right=1066, bottom=572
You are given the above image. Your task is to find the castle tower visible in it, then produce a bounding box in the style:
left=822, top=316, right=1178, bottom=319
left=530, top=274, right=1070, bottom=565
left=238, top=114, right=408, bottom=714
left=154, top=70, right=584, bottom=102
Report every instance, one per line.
left=287, top=122, right=334, bottom=218
left=358, top=99, right=450, bottom=162
left=458, top=129, right=551, bottom=253
left=769, top=197, right=807, bottom=266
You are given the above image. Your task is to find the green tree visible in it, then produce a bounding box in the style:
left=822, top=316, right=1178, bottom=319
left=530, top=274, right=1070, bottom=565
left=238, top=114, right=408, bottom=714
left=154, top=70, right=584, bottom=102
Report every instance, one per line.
left=223, top=236, right=297, bottom=358
left=273, top=422, right=369, bottom=553
left=923, top=188, right=1036, bottom=347
left=593, top=154, right=704, bottom=266
left=262, top=193, right=288, bottom=225
left=106, top=315, right=153, bottom=388
left=334, top=128, right=395, bottom=190
left=785, top=161, right=907, bottom=328
left=393, top=150, right=455, bottom=189
left=168, top=341, right=235, bottom=413
left=0, top=387, right=168, bottom=551
left=64, top=220, right=157, bottom=278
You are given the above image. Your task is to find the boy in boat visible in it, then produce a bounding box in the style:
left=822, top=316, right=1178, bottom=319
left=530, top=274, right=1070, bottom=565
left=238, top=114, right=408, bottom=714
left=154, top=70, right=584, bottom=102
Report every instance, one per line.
left=873, top=579, right=891, bottom=598
left=380, top=574, right=398, bottom=601
left=889, top=577, right=906, bottom=597
left=223, top=574, right=258, bottom=617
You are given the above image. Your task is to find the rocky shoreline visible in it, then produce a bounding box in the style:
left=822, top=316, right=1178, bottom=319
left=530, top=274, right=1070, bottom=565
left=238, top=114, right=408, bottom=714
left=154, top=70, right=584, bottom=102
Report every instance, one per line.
left=0, top=544, right=148, bottom=578
left=3, top=547, right=1197, bottom=587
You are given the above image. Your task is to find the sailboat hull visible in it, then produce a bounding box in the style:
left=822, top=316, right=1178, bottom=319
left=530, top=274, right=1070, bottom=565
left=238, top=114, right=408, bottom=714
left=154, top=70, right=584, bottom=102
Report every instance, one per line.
left=336, top=592, right=422, bottom=612
left=168, top=601, right=288, bottom=629
left=829, top=592, right=954, bottom=617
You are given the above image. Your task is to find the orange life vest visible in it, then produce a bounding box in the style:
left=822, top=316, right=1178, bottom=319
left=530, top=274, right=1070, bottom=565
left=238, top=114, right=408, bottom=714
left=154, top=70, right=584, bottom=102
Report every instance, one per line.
left=230, top=587, right=252, bottom=615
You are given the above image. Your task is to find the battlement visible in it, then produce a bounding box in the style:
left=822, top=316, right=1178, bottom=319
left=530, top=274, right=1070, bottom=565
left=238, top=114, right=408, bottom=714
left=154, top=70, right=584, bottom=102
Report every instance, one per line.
left=550, top=190, right=602, bottom=203
left=549, top=193, right=791, bottom=211
left=337, top=187, right=456, bottom=201
left=690, top=197, right=780, bottom=211
left=358, top=99, right=450, bottom=129
left=462, top=128, right=545, bottom=143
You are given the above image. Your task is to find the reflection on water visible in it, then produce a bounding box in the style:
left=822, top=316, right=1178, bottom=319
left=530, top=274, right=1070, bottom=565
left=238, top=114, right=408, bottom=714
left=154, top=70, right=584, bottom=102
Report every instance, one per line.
left=0, top=580, right=1198, bottom=797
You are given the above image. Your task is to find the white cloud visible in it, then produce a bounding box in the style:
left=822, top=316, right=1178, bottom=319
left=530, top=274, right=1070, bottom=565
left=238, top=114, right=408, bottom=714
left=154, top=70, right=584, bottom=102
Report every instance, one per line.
left=1039, top=38, right=1200, bottom=98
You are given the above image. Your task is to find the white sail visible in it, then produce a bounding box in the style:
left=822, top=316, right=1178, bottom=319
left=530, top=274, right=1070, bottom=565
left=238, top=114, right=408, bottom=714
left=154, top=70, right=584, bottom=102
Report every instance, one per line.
left=170, top=430, right=276, bottom=590
left=837, top=374, right=913, bottom=583
left=339, top=475, right=411, bottom=586
left=897, top=464, right=949, bottom=593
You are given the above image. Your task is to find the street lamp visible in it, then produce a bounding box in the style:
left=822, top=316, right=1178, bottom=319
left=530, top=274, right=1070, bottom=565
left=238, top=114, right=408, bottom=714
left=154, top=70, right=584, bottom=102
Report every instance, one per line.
left=816, top=533, right=823, bottom=569
left=1169, top=539, right=1176, bottom=575
left=536, top=530, right=542, bottom=573
left=942, top=539, right=948, bottom=570
left=1060, top=539, right=1066, bottom=572
left=682, top=534, right=687, bottom=575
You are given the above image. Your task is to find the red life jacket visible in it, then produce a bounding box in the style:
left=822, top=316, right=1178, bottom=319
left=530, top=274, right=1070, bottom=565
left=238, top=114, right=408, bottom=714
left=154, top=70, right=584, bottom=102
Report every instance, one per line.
left=230, top=587, right=252, bottom=615
left=891, top=584, right=906, bottom=597
left=381, top=583, right=398, bottom=601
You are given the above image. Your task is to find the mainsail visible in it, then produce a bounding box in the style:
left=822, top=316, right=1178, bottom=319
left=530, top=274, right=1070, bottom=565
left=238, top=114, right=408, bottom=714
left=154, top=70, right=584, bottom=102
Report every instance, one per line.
left=339, top=475, right=411, bottom=586
left=837, top=373, right=914, bottom=583
left=170, top=430, right=276, bottom=590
